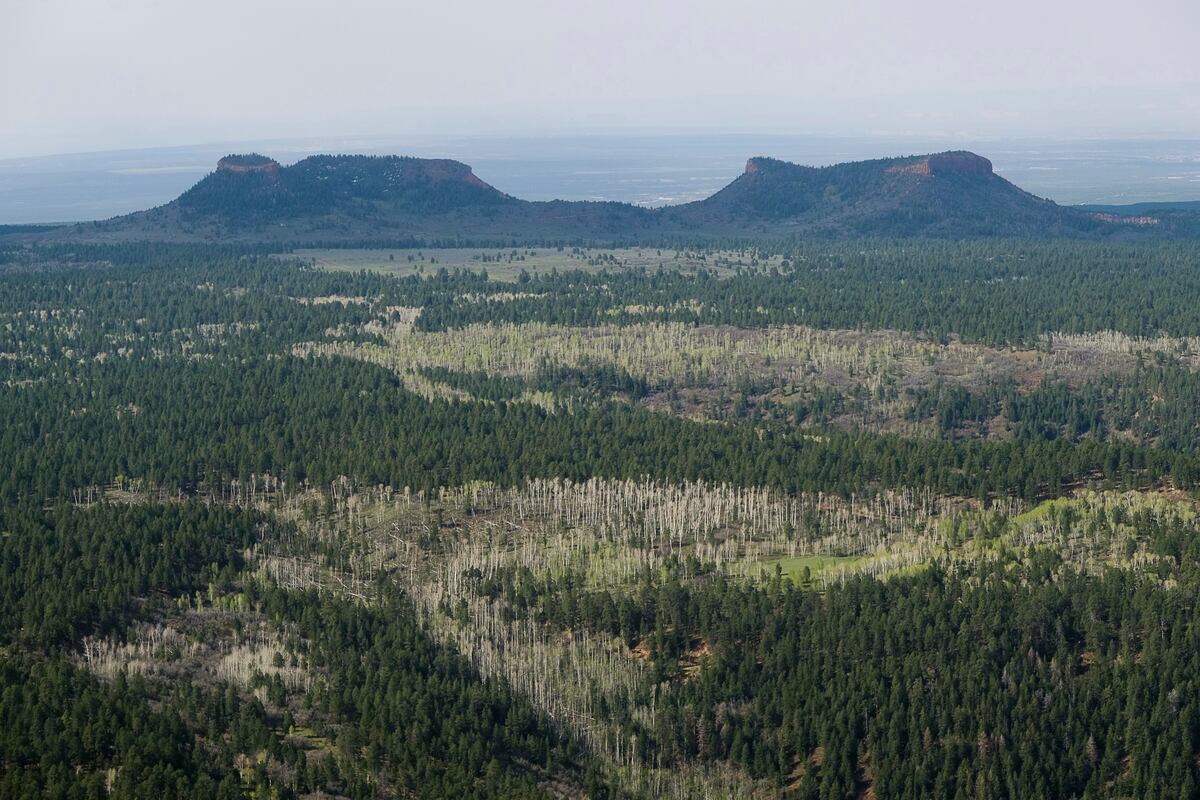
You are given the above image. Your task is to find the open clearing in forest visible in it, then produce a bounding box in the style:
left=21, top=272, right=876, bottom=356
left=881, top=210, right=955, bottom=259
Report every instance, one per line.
left=302, top=313, right=1200, bottom=438
left=294, top=246, right=785, bottom=280
left=767, top=555, right=864, bottom=584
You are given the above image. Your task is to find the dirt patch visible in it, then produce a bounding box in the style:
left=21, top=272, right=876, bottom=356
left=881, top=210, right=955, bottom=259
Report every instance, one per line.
left=680, top=638, right=712, bottom=682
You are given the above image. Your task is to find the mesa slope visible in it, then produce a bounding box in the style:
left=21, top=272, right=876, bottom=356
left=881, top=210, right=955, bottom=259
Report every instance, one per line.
left=24, top=149, right=1196, bottom=243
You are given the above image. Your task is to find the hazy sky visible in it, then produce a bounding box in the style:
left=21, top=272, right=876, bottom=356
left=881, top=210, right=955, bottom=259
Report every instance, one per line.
left=2, top=0, right=1198, bottom=159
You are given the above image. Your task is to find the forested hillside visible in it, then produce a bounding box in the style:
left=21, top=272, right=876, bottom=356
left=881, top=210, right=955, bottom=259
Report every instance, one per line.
left=2, top=239, right=1200, bottom=798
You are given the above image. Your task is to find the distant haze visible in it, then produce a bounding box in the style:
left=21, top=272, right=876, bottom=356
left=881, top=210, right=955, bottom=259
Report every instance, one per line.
left=1, top=0, right=1198, bottom=159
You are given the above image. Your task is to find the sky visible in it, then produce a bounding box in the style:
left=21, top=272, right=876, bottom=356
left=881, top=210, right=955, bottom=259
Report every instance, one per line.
left=2, top=0, right=1198, bottom=159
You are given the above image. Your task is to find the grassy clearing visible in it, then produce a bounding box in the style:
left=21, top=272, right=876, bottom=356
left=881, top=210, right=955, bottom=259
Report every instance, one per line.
left=767, top=555, right=864, bottom=583
left=1011, top=497, right=1066, bottom=527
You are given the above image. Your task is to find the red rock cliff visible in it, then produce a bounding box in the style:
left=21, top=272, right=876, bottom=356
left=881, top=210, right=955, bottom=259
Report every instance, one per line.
left=889, top=151, right=993, bottom=177
left=216, top=156, right=281, bottom=176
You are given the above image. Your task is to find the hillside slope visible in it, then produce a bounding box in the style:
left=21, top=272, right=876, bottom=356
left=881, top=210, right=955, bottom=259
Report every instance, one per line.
left=28, top=150, right=1195, bottom=243
left=664, top=151, right=1124, bottom=237
left=66, top=153, right=653, bottom=243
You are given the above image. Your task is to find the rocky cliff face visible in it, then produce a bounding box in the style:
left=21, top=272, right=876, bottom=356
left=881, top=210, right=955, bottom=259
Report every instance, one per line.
left=927, top=151, right=993, bottom=176
left=742, top=157, right=802, bottom=175
left=216, top=154, right=281, bottom=176
left=406, top=158, right=492, bottom=188
left=889, top=151, right=993, bottom=177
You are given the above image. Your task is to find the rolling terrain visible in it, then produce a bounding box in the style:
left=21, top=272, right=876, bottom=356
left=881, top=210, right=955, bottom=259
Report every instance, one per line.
left=5, top=233, right=1200, bottom=798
